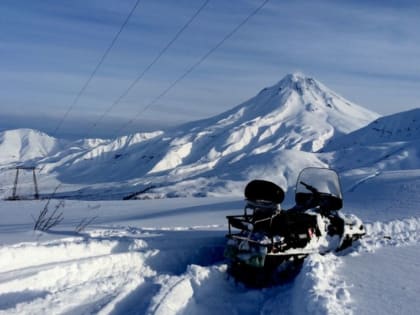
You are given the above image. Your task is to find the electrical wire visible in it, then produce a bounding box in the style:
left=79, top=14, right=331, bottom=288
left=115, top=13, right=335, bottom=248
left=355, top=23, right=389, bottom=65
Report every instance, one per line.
left=51, top=0, right=142, bottom=137
left=84, top=0, right=211, bottom=138
left=113, top=0, right=270, bottom=136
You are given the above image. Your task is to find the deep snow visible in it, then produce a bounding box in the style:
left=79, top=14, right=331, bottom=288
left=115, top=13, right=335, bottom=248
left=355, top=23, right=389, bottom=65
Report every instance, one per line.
left=1, top=168, right=420, bottom=314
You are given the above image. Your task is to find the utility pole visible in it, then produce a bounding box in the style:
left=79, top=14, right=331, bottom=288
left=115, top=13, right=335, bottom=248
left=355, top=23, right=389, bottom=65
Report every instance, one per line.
left=32, top=168, right=39, bottom=199
left=11, top=168, right=20, bottom=200
left=8, top=166, right=40, bottom=200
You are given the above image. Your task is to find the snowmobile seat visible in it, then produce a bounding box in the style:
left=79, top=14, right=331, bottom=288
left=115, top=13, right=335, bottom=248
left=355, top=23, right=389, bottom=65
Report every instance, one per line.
left=245, top=180, right=284, bottom=204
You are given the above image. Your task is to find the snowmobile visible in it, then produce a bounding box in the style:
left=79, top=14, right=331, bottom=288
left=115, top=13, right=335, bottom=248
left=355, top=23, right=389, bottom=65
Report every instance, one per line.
left=225, top=167, right=365, bottom=286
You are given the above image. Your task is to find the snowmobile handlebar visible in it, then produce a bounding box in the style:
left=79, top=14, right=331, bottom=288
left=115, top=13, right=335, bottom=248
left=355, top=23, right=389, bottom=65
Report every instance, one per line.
left=298, top=180, right=343, bottom=211
left=299, top=181, right=319, bottom=195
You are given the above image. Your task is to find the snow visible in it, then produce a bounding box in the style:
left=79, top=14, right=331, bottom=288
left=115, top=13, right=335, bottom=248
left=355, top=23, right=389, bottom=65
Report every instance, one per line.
left=342, top=246, right=420, bottom=315
left=1, top=73, right=420, bottom=314
left=0, top=129, right=64, bottom=165
left=292, top=253, right=352, bottom=315
left=1, top=173, right=420, bottom=315
left=0, top=73, right=379, bottom=200
left=325, top=108, right=420, bottom=150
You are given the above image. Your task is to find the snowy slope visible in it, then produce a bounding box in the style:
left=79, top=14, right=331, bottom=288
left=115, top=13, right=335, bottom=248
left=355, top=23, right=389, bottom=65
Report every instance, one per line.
left=325, top=108, right=420, bottom=150
left=1, top=168, right=420, bottom=314
left=0, top=129, right=63, bottom=166
left=322, top=109, right=420, bottom=181
left=0, top=73, right=380, bottom=199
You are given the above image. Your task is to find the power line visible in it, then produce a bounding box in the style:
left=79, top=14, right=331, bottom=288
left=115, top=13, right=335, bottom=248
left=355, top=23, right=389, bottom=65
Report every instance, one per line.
left=84, top=0, right=211, bottom=138
left=51, top=0, right=142, bottom=137
left=114, top=0, right=270, bottom=136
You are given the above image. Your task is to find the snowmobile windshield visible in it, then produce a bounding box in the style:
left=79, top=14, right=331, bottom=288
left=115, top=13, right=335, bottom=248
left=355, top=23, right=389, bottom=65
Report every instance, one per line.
left=295, top=167, right=343, bottom=211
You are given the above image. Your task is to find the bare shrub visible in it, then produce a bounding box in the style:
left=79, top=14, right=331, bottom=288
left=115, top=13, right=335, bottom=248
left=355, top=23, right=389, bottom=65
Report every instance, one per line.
left=74, top=216, right=98, bottom=233
left=33, top=186, right=64, bottom=232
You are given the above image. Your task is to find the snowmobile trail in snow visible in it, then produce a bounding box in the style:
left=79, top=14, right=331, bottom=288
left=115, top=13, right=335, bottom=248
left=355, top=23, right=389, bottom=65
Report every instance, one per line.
left=1, top=199, right=420, bottom=314
left=0, top=226, right=297, bottom=315
left=0, top=232, right=157, bottom=315
left=0, top=222, right=418, bottom=315
left=147, top=264, right=297, bottom=315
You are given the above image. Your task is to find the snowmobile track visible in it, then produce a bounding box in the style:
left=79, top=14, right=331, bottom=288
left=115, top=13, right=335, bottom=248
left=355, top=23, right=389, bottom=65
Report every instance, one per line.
left=1, top=216, right=420, bottom=315
left=0, top=233, right=156, bottom=315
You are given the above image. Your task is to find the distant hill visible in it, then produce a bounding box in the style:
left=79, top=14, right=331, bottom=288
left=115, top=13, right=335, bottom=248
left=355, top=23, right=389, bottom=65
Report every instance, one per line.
left=323, top=108, right=420, bottom=179
left=0, top=129, right=64, bottom=165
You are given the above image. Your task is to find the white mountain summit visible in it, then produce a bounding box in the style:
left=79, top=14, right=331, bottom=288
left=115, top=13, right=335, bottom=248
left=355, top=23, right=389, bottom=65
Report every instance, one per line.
left=0, top=73, right=380, bottom=198
left=143, top=72, right=379, bottom=175
left=176, top=72, right=379, bottom=154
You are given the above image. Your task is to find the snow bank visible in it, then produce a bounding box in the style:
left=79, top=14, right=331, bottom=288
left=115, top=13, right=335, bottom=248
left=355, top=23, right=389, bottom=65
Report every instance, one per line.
left=0, top=229, right=156, bottom=315
left=292, top=254, right=352, bottom=315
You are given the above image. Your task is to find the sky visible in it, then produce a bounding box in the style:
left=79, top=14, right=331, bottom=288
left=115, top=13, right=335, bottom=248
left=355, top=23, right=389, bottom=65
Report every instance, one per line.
left=1, top=0, right=419, bottom=139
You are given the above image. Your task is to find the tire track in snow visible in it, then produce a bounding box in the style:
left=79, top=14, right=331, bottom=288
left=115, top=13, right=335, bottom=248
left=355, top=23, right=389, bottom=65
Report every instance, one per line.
left=146, top=264, right=291, bottom=315
left=146, top=274, right=194, bottom=315
left=140, top=231, right=354, bottom=315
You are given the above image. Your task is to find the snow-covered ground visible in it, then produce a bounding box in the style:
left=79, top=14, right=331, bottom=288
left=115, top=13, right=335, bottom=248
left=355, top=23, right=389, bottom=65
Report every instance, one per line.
left=1, top=73, right=419, bottom=314
left=1, top=168, right=420, bottom=315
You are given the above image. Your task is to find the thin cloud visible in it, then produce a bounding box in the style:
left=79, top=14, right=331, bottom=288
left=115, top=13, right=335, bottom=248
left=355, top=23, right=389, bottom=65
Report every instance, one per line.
left=1, top=0, right=419, bottom=138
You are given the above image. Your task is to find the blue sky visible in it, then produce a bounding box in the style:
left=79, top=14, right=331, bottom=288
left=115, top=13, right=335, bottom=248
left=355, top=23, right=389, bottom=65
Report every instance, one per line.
left=1, top=0, right=419, bottom=139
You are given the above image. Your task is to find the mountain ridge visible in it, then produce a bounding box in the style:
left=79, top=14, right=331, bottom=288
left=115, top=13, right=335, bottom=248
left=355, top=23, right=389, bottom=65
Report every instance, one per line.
left=0, top=73, right=383, bottom=199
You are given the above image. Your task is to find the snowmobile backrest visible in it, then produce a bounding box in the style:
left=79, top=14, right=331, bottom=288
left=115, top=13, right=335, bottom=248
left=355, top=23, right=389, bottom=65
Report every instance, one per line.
left=244, top=180, right=285, bottom=204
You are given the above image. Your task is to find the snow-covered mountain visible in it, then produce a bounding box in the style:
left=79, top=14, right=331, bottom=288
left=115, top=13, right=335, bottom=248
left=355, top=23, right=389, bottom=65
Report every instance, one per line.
left=0, top=129, right=64, bottom=165
left=158, top=72, right=379, bottom=162
left=322, top=108, right=420, bottom=178
left=0, top=73, right=380, bottom=199
left=325, top=108, right=420, bottom=150
left=2, top=76, right=420, bottom=314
